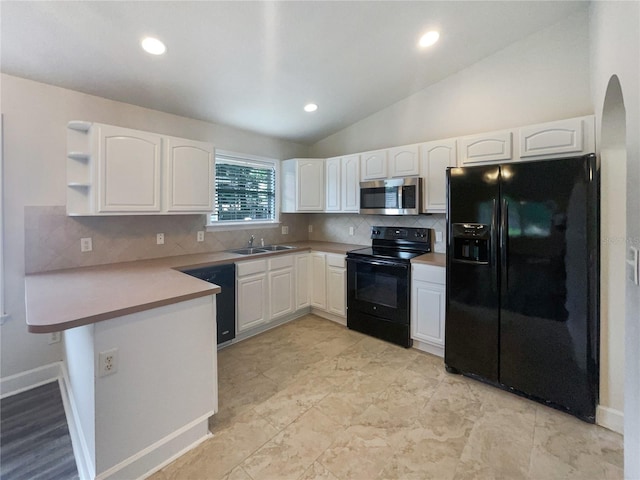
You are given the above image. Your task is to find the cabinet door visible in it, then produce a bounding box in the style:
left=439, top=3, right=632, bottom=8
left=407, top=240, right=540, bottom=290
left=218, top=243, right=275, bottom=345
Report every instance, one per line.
left=420, top=139, right=457, bottom=213
left=269, top=267, right=294, bottom=320
left=237, top=274, right=267, bottom=332
left=165, top=137, right=214, bottom=212
left=411, top=279, right=446, bottom=348
left=310, top=253, right=327, bottom=309
left=388, top=145, right=420, bottom=177
left=326, top=266, right=346, bottom=317
left=519, top=116, right=592, bottom=159
left=295, top=253, right=311, bottom=309
left=97, top=124, right=162, bottom=212
left=325, top=157, right=341, bottom=212
left=298, top=160, right=325, bottom=211
left=360, top=150, right=388, bottom=180
left=458, top=130, right=513, bottom=166
left=341, top=155, right=360, bottom=212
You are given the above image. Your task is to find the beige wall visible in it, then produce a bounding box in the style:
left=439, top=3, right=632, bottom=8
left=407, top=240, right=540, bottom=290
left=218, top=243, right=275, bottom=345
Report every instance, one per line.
left=309, top=10, right=592, bottom=158
left=0, top=74, right=309, bottom=379
left=590, top=1, right=640, bottom=474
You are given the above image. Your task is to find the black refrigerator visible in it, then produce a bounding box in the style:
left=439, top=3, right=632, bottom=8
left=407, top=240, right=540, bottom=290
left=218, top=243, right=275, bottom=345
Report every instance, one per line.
left=445, top=154, right=599, bottom=422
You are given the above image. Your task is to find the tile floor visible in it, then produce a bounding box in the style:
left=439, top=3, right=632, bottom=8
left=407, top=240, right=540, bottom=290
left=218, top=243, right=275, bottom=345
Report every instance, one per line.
left=149, top=314, right=623, bottom=480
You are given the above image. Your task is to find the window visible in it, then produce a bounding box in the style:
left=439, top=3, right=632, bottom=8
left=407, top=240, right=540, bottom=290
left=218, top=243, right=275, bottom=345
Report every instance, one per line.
left=210, top=151, right=279, bottom=226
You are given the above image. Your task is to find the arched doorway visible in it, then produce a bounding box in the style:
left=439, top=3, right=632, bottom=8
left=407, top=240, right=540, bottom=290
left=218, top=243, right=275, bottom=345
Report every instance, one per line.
left=599, top=74, right=627, bottom=433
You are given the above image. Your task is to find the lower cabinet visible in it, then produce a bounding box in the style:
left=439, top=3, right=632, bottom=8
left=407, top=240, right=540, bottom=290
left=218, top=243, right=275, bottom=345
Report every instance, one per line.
left=411, top=263, right=446, bottom=356
left=268, top=255, right=295, bottom=320
left=236, top=259, right=268, bottom=333
left=310, top=252, right=327, bottom=309
left=326, top=255, right=346, bottom=317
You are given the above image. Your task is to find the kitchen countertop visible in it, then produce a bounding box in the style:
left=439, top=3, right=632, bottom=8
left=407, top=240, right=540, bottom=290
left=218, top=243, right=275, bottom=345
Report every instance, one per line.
left=25, top=241, right=366, bottom=334
left=412, top=252, right=446, bottom=268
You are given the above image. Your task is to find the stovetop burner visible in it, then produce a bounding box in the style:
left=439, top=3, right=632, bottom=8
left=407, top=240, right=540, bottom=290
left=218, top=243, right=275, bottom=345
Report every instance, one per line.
left=347, top=226, right=432, bottom=263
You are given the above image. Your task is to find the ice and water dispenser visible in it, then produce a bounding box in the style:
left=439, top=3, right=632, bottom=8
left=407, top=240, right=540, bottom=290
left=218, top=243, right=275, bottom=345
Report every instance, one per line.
left=452, top=223, right=491, bottom=264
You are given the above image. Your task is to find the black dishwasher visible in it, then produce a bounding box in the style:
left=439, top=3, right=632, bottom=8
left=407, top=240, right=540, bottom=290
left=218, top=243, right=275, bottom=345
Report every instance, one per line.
left=183, top=263, right=236, bottom=344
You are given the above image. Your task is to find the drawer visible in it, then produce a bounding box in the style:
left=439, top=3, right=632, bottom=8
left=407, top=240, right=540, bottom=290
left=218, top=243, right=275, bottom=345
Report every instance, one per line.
left=269, top=255, right=295, bottom=270
left=236, top=259, right=267, bottom=277
left=326, top=254, right=346, bottom=268
left=412, top=264, right=445, bottom=284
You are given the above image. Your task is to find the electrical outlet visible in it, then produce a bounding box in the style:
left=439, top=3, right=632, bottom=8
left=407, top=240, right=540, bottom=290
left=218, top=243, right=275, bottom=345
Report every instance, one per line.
left=48, top=332, right=61, bottom=344
left=349, top=226, right=354, bottom=236
left=156, top=233, right=165, bottom=245
left=308, top=225, right=313, bottom=233
left=98, top=348, right=119, bottom=377
left=197, top=231, right=205, bottom=242
left=80, top=237, right=93, bottom=252
left=282, top=226, right=289, bottom=235
left=435, top=231, right=443, bottom=243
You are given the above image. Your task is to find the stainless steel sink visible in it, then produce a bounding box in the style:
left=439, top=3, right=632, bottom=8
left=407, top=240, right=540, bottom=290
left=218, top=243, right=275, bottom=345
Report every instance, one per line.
left=229, top=247, right=268, bottom=255
left=260, top=245, right=296, bottom=251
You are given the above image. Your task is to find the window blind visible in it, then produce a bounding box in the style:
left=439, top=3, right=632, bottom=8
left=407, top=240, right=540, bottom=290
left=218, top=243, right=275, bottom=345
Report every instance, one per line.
left=212, top=159, right=276, bottom=222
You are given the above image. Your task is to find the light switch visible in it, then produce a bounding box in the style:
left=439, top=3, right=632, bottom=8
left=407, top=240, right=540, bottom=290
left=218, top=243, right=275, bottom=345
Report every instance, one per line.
left=435, top=231, right=443, bottom=243
left=627, top=247, right=639, bottom=285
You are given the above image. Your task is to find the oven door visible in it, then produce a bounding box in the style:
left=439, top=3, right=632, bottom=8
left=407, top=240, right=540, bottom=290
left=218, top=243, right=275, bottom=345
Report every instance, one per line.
left=346, top=257, right=409, bottom=324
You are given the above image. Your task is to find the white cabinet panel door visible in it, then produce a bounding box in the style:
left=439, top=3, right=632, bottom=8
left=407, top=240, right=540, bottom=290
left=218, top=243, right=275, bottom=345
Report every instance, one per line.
left=310, top=253, right=327, bottom=309
left=458, top=130, right=513, bottom=166
left=342, top=155, right=360, bottom=212
left=360, top=150, right=388, bottom=180
left=295, top=253, right=311, bottom=309
left=165, top=137, right=214, bottom=212
left=411, top=279, right=445, bottom=348
left=269, top=268, right=294, bottom=320
left=327, top=266, right=346, bottom=316
left=420, top=139, right=457, bottom=213
left=298, top=160, right=325, bottom=211
left=388, top=145, right=420, bottom=177
left=98, top=125, right=162, bottom=212
left=519, top=116, right=593, bottom=159
left=325, top=157, right=341, bottom=211
left=237, top=274, right=267, bottom=332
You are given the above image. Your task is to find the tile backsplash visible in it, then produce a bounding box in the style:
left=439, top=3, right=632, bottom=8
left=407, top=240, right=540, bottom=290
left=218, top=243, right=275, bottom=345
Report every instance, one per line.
left=308, top=213, right=447, bottom=252
left=24, top=206, right=309, bottom=273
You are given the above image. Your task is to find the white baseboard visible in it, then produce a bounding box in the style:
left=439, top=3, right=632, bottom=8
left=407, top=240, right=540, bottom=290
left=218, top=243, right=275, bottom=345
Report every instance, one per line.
left=412, top=339, right=444, bottom=358
left=0, top=361, right=62, bottom=398
left=597, top=405, right=624, bottom=434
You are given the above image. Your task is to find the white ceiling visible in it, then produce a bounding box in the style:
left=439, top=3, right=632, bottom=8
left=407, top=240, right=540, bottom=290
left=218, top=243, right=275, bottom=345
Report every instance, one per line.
left=1, top=1, right=587, bottom=145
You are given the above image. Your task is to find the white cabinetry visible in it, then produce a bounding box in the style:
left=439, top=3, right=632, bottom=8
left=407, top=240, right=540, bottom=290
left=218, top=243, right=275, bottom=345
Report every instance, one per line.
left=310, top=252, right=327, bottom=309
left=518, top=115, right=595, bottom=160
left=325, top=154, right=360, bottom=213
left=236, top=259, right=268, bottom=333
left=66, top=121, right=214, bottom=216
left=164, top=136, right=215, bottom=212
left=420, top=139, right=457, bottom=213
left=411, top=264, right=446, bottom=357
left=281, top=158, right=325, bottom=212
left=458, top=129, right=514, bottom=166
left=326, top=254, right=346, bottom=317
left=360, top=150, right=388, bottom=180
left=388, top=144, right=420, bottom=177
left=268, top=255, right=295, bottom=320
left=295, top=253, right=311, bottom=309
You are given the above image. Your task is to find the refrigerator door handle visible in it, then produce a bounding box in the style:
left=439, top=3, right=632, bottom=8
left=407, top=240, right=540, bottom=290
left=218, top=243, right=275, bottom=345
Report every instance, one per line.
left=500, top=198, right=509, bottom=293
left=491, top=198, right=498, bottom=290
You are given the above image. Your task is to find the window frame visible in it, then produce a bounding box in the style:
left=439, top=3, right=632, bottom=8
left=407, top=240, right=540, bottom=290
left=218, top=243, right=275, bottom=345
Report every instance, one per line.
left=206, top=149, right=281, bottom=230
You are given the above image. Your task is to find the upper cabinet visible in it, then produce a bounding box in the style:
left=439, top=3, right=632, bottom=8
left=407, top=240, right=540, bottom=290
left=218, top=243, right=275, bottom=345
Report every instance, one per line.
left=457, top=129, right=514, bottom=166
left=281, top=158, right=325, bottom=212
left=164, top=136, right=215, bottom=212
left=388, top=144, right=420, bottom=177
left=420, top=138, right=457, bottom=213
left=360, top=150, right=388, bottom=180
left=518, top=115, right=595, bottom=160
left=66, top=121, right=214, bottom=216
left=325, top=154, right=360, bottom=213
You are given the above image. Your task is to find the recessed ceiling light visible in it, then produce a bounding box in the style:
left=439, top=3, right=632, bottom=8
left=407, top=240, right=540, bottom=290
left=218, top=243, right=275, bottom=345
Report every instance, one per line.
left=418, top=31, right=440, bottom=48
left=304, top=103, right=318, bottom=113
left=141, top=37, right=166, bottom=55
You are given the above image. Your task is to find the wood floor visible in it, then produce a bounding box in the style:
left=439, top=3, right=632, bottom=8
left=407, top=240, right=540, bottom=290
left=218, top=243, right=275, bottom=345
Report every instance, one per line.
left=0, top=381, right=78, bottom=480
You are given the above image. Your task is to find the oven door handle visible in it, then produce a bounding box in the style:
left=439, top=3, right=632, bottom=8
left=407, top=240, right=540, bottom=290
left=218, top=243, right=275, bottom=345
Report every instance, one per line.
left=346, top=258, right=409, bottom=269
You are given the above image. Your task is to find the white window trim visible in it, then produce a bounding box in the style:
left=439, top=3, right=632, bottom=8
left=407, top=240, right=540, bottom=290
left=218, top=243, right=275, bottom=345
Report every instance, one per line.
left=206, top=149, right=281, bottom=230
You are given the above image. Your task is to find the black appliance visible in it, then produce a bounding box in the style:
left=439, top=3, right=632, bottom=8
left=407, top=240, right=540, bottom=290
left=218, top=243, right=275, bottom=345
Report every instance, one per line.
left=359, top=177, right=423, bottom=215
left=347, top=226, right=431, bottom=347
left=183, top=263, right=236, bottom=344
left=446, top=154, right=599, bottom=422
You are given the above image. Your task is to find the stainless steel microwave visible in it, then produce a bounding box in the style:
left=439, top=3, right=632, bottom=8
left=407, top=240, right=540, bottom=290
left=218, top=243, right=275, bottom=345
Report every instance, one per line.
left=359, top=177, right=423, bottom=215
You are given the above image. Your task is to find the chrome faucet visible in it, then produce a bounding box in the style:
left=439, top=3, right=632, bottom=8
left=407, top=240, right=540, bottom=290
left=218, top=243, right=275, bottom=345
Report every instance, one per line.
left=248, top=235, right=255, bottom=248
